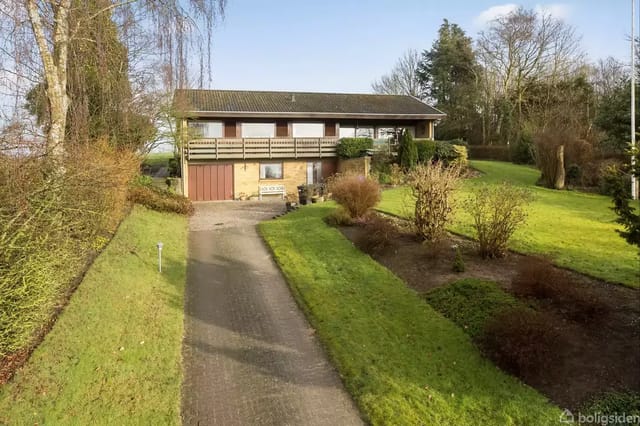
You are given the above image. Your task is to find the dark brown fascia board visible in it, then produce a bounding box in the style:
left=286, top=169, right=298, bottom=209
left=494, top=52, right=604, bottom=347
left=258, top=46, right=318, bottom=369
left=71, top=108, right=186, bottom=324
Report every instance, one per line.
left=182, top=111, right=446, bottom=120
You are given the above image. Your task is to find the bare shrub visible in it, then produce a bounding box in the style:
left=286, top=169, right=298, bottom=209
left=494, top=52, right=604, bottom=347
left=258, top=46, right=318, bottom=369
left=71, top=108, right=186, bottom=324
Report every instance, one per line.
left=512, top=258, right=609, bottom=322
left=327, top=173, right=381, bottom=219
left=466, top=183, right=532, bottom=258
left=355, top=215, right=399, bottom=253
left=128, top=185, right=194, bottom=215
left=481, top=307, right=563, bottom=377
left=408, top=162, right=462, bottom=242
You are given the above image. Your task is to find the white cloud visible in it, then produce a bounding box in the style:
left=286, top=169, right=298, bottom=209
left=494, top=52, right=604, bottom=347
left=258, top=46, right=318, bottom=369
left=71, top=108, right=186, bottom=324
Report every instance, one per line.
left=535, top=3, right=571, bottom=20
left=473, top=4, right=518, bottom=28
left=473, top=3, right=571, bottom=28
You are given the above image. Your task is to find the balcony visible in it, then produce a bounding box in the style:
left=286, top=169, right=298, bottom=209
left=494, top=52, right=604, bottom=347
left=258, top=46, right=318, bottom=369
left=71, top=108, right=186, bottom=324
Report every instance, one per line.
left=185, top=137, right=340, bottom=160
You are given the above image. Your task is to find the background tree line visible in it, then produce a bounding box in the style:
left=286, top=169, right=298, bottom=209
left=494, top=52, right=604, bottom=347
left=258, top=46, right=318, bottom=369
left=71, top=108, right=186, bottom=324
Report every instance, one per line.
left=372, top=8, right=634, bottom=164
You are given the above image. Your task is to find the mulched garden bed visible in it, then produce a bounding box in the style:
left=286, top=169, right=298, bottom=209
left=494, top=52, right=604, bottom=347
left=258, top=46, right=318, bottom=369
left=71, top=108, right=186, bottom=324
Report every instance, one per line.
left=340, top=215, right=640, bottom=410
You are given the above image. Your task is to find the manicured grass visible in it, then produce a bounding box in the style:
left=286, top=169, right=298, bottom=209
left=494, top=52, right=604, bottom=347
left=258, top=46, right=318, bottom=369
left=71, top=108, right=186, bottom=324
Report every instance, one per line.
left=378, top=161, right=640, bottom=288
left=260, top=205, right=560, bottom=425
left=425, top=279, right=523, bottom=338
left=0, top=206, right=187, bottom=424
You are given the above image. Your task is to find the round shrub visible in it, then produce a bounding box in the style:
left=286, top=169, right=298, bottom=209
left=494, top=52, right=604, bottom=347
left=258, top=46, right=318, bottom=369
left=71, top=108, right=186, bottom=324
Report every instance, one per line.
left=327, top=173, right=381, bottom=219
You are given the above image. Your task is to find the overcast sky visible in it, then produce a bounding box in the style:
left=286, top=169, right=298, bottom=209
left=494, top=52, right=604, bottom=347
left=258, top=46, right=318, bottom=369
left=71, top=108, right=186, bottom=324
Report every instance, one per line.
left=208, top=0, right=633, bottom=93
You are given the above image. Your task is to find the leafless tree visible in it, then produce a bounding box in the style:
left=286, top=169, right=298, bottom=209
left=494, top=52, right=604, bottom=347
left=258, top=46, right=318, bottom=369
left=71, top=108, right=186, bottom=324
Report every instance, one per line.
left=476, top=7, right=584, bottom=141
left=371, top=49, right=422, bottom=97
left=0, top=0, right=225, bottom=159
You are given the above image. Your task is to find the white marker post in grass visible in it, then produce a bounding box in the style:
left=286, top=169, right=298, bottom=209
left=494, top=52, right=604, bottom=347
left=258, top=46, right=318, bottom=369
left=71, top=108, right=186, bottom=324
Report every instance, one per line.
left=157, top=242, right=163, bottom=273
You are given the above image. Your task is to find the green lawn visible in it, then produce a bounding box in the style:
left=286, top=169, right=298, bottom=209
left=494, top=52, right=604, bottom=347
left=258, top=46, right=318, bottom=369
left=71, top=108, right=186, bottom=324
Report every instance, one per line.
left=260, top=205, right=560, bottom=425
left=378, top=160, right=640, bottom=288
left=143, top=151, right=173, bottom=168
left=0, top=206, right=187, bottom=425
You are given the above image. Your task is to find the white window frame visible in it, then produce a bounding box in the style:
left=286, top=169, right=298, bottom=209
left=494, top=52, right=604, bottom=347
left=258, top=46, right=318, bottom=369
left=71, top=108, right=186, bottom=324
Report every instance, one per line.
left=292, top=122, right=324, bottom=138
left=188, top=120, right=223, bottom=138
left=260, top=162, right=283, bottom=180
left=241, top=122, right=275, bottom=138
left=338, top=125, right=356, bottom=139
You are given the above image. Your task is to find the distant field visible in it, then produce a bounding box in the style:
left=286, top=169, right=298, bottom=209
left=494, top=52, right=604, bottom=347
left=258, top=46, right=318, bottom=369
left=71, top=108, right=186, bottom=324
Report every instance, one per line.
left=378, top=161, right=640, bottom=288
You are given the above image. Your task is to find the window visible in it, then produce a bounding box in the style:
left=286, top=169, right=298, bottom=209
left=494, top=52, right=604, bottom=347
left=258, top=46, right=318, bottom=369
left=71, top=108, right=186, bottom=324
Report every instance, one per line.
left=356, top=126, right=374, bottom=138
left=260, top=163, right=283, bottom=179
left=292, top=122, right=324, bottom=137
left=306, top=161, right=322, bottom=184
left=338, top=125, right=356, bottom=138
left=241, top=122, right=275, bottom=138
left=188, top=121, right=223, bottom=138
left=338, top=124, right=374, bottom=138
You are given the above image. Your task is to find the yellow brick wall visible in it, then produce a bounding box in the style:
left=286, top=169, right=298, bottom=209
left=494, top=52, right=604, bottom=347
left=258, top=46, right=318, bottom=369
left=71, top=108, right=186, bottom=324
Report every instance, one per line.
left=233, top=160, right=308, bottom=200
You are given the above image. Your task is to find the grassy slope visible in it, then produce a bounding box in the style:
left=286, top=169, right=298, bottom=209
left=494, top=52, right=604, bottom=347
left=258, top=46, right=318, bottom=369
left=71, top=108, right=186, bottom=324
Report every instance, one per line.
left=260, top=205, right=560, bottom=426
left=378, top=160, right=640, bottom=288
left=0, top=206, right=187, bottom=425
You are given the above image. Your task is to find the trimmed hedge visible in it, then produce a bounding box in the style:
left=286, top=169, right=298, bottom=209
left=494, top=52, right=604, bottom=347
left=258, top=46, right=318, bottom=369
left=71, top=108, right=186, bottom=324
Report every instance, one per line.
left=414, top=139, right=468, bottom=165
left=468, top=145, right=511, bottom=162
left=128, top=184, right=194, bottom=215
left=336, top=138, right=373, bottom=159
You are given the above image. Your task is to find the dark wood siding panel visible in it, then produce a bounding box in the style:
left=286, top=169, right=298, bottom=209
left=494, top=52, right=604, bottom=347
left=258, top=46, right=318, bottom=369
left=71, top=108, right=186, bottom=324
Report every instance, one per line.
left=322, top=159, right=338, bottom=180
left=324, top=121, right=336, bottom=137
left=276, top=121, right=289, bottom=137
left=224, top=121, right=237, bottom=137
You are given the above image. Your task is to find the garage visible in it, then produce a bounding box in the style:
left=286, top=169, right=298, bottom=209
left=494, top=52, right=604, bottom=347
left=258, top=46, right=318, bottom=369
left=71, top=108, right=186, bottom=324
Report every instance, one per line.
left=187, top=163, right=234, bottom=201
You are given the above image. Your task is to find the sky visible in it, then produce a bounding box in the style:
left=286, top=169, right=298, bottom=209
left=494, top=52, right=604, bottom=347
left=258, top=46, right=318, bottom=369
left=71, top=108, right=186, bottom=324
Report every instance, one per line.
left=208, top=0, right=633, bottom=93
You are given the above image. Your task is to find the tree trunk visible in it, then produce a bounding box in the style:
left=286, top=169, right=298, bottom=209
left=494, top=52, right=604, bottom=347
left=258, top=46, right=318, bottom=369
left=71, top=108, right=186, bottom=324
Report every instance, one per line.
left=554, top=144, right=565, bottom=190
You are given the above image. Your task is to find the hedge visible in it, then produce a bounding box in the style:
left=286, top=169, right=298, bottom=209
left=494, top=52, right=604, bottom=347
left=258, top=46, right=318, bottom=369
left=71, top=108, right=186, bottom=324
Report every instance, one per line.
left=336, top=138, right=373, bottom=159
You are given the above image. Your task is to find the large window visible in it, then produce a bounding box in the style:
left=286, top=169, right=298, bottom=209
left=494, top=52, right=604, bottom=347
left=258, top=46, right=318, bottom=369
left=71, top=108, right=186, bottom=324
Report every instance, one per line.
left=292, top=122, right=324, bottom=137
left=241, top=122, right=275, bottom=138
left=188, top=121, right=223, bottom=138
left=260, top=163, right=283, bottom=179
left=306, top=161, right=322, bottom=184
left=338, top=124, right=374, bottom=138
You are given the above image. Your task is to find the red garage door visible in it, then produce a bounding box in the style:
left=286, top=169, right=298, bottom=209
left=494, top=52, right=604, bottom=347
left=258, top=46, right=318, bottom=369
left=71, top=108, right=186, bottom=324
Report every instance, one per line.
left=188, top=163, right=234, bottom=201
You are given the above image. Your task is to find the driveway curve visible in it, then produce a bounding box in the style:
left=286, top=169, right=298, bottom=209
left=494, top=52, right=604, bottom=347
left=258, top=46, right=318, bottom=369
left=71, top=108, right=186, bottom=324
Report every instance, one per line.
left=182, top=201, right=363, bottom=426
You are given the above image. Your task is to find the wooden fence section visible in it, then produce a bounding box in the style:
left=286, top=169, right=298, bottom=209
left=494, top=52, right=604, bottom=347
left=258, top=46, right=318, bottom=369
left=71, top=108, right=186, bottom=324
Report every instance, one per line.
left=187, top=138, right=339, bottom=160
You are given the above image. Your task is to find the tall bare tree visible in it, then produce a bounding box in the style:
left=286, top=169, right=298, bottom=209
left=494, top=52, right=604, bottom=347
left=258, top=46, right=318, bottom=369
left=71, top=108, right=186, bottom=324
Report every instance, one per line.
left=0, top=0, right=225, bottom=158
left=476, top=7, right=583, bottom=143
left=371, top=49, right=422, bottom=97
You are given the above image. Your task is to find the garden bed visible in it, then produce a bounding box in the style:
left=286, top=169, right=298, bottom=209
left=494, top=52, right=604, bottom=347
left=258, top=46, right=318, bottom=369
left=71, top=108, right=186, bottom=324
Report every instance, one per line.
left=340, top=217, right=640, bottom=410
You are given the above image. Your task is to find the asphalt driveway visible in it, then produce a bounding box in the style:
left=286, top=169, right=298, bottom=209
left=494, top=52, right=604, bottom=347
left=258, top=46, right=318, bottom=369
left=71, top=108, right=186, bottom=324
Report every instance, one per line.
left=182, top=201, right=363, bottom=425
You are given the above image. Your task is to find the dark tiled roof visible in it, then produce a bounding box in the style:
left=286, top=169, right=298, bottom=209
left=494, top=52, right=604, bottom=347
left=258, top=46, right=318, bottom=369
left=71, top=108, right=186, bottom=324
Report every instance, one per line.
left=174, top=89, right=444, bottom=117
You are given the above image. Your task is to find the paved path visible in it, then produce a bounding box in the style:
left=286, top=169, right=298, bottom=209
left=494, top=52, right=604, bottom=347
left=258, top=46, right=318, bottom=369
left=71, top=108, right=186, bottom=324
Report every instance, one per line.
left=182, top=201, right=363, bottom=426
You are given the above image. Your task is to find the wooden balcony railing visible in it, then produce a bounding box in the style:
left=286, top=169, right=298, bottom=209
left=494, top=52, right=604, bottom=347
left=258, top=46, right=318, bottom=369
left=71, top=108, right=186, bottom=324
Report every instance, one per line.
left=186, top=137, right=339, bottom=160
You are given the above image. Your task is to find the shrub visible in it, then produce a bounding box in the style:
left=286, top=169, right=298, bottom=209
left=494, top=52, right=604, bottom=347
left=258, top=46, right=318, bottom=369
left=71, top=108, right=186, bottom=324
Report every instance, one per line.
left=511, top=258, right=609, bottom=322
left=327, top=173, right=381, bottom=219
left=466, top=183, right=532, bottom=258
left=388, top=163, right=405, bottom=186
left=324, top=207, right=353, bottom=226
left=452, top=248, right=465, bottom=273
left=582, top=391, right=640, bottom=424
left=355, top=215, right=398, bottom=253
left=128, top=185, right=194, bottom=215
left=336, top=138, right=373, bottom=159
left=415, top=139, right=436, bottom=163
left=481, top=307, right=562, bottom=376
left=408, top=162, right=462, bottom=242
left=0, top=139, right=138, bottom=357
left=468, top=145, right=511, bottom=162
left=426, top=279, right=521, bottom=338
left=398, top=130, right=418, bottom=170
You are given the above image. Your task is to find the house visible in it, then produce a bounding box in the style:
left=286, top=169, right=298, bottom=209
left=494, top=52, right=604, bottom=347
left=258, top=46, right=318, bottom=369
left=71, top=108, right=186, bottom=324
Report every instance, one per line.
left=175, top=89, right=445, bottom=201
